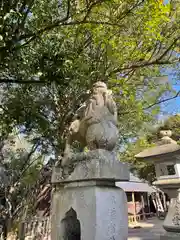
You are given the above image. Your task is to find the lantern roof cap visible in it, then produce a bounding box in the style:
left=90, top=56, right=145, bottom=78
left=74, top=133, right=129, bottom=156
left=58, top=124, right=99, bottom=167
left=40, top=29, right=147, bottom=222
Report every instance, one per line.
left=135, top=130, right=180, bottom=159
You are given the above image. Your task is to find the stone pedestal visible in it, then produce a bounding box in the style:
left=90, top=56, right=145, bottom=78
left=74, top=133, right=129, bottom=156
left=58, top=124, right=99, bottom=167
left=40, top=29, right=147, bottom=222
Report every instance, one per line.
left=51, top=150, right=129, bottom=240
left=160, top=197, right=180, bottom=240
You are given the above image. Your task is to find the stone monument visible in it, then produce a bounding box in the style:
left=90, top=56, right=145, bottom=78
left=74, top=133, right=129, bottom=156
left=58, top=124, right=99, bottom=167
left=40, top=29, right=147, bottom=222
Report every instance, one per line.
left=51, top=81, right=129, bottom=240
left=136, top=130, right=180, bottom=240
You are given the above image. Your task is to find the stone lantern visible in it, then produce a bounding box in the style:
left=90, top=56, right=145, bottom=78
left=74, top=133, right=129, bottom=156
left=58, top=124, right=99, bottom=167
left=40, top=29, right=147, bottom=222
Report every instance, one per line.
left=135, top=130, right=180, bottom=240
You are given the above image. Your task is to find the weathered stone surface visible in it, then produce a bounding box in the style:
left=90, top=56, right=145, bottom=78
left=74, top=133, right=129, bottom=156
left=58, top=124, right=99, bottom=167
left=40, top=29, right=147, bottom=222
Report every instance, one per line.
left=163, top=198, right=180, bottom=233
left=52, top=149, right=129, bottom=183
left=61, top=81, right=119, bottom=167
left=51, top=82, right=129, bottom=240
left=51, top=149, right=129, bottom=240
left=135, top=143, right=180, bottom=160
left=153, top=180, right=180, bottom=198
left=51, top=183, right=128, bottom=240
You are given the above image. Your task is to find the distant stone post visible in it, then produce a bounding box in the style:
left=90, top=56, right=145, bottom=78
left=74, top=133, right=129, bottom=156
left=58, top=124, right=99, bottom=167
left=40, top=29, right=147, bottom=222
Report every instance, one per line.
left=51, top=82, right=129, bottom=240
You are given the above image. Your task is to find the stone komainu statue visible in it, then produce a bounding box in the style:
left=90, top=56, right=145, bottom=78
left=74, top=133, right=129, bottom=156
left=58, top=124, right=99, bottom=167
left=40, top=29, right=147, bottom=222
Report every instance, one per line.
left=61, top=81, right=119, bottom=167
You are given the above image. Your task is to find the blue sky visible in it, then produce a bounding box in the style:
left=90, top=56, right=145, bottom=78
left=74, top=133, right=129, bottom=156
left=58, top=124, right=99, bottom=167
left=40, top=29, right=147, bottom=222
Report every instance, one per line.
left=159, top=68, right=180, bottom=118
left=161, top=87, right=180, bottom=117
left=158, top=0, right=179, bottom=117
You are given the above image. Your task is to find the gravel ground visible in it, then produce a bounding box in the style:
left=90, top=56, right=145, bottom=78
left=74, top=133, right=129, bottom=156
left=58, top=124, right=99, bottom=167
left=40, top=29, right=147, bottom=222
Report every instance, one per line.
left=128, top=218, right=165, bottom=240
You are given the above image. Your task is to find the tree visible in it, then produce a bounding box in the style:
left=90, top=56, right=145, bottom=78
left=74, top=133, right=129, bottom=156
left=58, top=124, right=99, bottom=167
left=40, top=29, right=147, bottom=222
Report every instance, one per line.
left=1, top=0, right=179, bottom=148
left=0, top=0, right=179, bottom=84
left=0, top=132, right=44, bottom=238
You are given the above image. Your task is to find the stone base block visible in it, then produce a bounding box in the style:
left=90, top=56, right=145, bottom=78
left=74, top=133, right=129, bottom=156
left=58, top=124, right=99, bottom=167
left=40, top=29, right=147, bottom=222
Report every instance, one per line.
left=51, top=182, right=128, bottom=240
left=160, top=232, right=180, bottom=240
left=52, top=149, right=129, bottom=183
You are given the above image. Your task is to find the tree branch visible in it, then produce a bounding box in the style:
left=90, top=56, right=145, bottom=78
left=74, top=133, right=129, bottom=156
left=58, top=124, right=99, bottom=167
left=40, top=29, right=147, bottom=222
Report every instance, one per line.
left=13, top=141, right=40, bottom=184
left=0, top=78, right=47, bottom=84
left=157, top=37, right=179, bottom=61
left=83, top=0, right=104, bottom=22
left=119, top=91, right=180, bottom=115
left=110, top=37, right=180, bottom=75
left=21, top=19, right=125, bottom=41
left=111, top=58, right=179, bottom=75
left=143, top=90, right=180, bottom=110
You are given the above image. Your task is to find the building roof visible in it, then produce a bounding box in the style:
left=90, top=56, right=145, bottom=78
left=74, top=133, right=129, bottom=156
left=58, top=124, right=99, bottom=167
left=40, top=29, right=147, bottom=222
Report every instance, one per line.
left=116, top=173, right=157, bottom=193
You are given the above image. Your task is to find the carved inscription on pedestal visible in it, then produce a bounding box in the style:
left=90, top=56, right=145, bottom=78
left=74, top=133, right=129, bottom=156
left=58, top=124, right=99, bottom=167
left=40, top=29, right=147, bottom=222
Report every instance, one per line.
left=173, top=199, right=180, bottom=225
